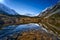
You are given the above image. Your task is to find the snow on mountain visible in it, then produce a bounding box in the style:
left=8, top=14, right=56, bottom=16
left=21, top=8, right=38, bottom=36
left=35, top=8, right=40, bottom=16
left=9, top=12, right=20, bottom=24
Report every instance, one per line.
left=0, top=3, right=19, bottom=15
left=38, top=1, right=60, bottom=17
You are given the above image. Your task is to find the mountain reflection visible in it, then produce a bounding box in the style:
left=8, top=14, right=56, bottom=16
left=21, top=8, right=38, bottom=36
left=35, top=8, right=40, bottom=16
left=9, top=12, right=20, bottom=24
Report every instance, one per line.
left=0, top=23, right=40, bottom=39
left=0, top=23, right=59, bottom=40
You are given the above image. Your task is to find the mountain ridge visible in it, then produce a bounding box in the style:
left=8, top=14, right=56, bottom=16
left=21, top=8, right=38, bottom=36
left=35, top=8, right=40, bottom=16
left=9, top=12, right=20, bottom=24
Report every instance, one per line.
left=0, top=3, right=19, bottom=15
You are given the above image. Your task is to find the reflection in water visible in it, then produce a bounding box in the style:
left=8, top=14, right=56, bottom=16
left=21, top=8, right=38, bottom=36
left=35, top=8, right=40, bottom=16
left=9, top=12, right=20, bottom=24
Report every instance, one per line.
left=0, top=23, right=40, bottom=39
left=0, top=23, right=59, bottom=40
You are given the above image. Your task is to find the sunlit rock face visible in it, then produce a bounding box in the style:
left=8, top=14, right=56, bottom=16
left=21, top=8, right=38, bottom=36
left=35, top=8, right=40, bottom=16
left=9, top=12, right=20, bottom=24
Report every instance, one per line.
left=38, top=1, right=60, bottom=38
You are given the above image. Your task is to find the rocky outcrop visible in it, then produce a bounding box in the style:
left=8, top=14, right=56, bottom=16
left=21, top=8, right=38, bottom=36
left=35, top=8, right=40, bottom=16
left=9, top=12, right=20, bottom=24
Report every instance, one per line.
left=38, top=1, right=60, bottom=38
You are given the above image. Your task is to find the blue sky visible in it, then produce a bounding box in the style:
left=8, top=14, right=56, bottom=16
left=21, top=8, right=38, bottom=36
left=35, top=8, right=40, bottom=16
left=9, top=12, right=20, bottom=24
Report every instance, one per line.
left=0, top=0, right=59, bottom=16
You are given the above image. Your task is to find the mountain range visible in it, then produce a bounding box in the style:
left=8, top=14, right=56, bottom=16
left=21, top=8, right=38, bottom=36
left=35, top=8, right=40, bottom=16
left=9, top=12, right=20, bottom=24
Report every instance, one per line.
left=0, top=3, right=19, bottom=15
left=38, top=1, right=60, bottom=38
left=38, top=1, right=60, bottom=18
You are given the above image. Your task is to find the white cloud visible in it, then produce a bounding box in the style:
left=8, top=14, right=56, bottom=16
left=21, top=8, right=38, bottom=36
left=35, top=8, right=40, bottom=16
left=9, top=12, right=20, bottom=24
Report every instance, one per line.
left=17, top=10, right=39, bottom=16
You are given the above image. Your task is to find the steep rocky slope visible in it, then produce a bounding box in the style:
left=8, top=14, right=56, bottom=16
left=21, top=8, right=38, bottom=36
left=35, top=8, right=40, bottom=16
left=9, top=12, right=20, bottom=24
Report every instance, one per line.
left=38, top=2, right=60, bottom=38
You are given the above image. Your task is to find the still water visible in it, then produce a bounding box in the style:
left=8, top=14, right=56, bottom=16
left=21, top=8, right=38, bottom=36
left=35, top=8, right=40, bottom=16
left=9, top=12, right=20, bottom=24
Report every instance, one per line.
left=0, top=23, right=48, bottom=39
left=0, top=23, right=59, bottom=40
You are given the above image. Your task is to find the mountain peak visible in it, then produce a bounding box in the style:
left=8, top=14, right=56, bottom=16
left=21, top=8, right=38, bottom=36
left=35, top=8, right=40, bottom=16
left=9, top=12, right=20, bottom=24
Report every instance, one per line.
left=38, top=1, right=60, bottom=17
left=0, top=3, right=19, bottom=15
